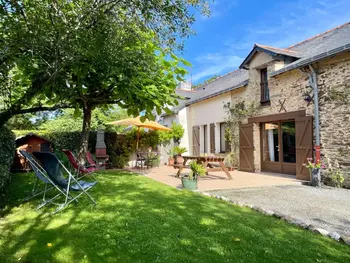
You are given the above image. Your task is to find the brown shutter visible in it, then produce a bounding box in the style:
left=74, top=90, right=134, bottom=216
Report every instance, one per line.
left=192, top=126, right=200, bottom=156
left=239, top=123, right=254, bottom=172
left=296, top=116, right=313, bottom=180
left=210, top=123, right=215, bottom=153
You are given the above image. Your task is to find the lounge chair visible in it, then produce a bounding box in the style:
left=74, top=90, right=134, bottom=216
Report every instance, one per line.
left=33, top=151, right=97, bottom=213
left=86, top=151, right=107, bottom=170
left=62, top=149, right=98, bottom=180
left=19, top=150, right=67, bottom=209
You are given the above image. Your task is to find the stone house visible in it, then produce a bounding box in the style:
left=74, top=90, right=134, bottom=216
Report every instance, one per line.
left=160, top=22, right=350, bottom=186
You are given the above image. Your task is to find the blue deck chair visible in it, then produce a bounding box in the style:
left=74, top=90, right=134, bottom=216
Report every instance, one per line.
left=33, top=151, right=97, bottom=213
left=19, top=150, right=69, bottom=210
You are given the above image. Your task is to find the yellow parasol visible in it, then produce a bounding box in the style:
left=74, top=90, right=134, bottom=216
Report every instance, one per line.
left=106, top=116, right=171, bottom=150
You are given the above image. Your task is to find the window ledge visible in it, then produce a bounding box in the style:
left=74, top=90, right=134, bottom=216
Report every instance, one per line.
left=260, top=100, right=271, bottom=106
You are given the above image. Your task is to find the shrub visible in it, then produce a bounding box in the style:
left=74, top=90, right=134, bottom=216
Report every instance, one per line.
left=0, top=126, right=15, bottom=196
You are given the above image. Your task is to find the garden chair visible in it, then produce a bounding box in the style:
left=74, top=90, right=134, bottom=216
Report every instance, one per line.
left=33, top=151, right=97, bottom=213
left=62, top=149, right=98, bottom=180
left=86, top=151, right=106, bottom=170
left=19, top=150, right=73, bottom=210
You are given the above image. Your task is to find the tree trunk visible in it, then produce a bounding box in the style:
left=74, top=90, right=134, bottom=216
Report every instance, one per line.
left=78, top=103, right=93, bottom=163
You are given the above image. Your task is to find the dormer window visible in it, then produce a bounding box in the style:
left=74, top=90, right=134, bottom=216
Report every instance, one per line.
left=260, top=68, right=270, bottom=103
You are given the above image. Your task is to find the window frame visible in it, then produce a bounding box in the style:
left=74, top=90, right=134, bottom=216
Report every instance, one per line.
left=260, top=68, right=270, bottom=104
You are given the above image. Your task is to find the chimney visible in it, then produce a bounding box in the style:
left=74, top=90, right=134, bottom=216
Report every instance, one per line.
left=95, top=129, right=109, bottom=169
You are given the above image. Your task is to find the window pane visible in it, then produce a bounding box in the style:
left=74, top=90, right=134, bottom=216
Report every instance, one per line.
left=282, top=121, right=296, bottom=163
left=263, top=122, right=279, bottom=162
left=220, top=123, right=226, bottom=152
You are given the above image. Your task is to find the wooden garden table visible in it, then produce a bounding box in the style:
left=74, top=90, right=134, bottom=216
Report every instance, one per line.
left=174, top=155, right=233, bottom=180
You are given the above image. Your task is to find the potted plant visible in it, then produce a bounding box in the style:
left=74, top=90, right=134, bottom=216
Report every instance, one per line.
left=303, top=158, right=325, bottom=187
left=224, top=152, right=238, bottom=171
left=181, top=161, right=206, bottom=190
left=173, top=146, right=187, bottom=165
left=167, top=149, right=175, bottom=166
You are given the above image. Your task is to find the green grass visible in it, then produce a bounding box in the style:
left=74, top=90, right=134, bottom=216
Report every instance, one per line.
left=0, top=171, right=349, bottom=263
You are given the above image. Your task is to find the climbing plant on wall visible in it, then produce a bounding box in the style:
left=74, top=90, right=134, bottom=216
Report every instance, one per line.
left=223, top=101, right=260, bottom=167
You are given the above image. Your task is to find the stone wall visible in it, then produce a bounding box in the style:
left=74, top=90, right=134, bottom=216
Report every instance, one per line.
left=229, top=50, right=350, bottom=186
left=317, top=52, right=350, bottom=187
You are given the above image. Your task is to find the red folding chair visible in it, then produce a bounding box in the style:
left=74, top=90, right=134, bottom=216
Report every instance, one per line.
left=86, top=151, right=107, bottom=170
left=62, top=149, right=98, bottom=180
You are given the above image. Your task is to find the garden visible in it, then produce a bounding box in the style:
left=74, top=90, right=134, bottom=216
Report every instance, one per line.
left=1, top=171, right=349, bottom=263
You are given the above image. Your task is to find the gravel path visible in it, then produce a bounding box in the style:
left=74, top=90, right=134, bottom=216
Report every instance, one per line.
left=208, top=185, right=350, bottom=237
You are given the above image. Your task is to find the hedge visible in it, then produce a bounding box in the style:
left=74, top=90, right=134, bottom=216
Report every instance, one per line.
left=12, top=124, right=182, bottom=169
left=0, top=126, right=15, bottom=197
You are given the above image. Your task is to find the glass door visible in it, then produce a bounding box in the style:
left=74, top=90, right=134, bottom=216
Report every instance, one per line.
left=261, top=120, right=296, bottom=175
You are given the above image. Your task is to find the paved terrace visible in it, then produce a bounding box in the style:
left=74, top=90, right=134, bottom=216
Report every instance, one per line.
left=143, top=165, right=303, bottom=191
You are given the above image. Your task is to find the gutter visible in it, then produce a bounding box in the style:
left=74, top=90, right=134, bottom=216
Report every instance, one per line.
left=308, top=64, right=321, bottom=162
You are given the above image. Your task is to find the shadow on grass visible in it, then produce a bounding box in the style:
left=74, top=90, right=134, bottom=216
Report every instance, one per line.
left=0, top=170, right=349, bottom=263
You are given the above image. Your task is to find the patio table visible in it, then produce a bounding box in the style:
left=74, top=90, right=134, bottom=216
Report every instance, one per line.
left=174, top=155, right=233, bottom=180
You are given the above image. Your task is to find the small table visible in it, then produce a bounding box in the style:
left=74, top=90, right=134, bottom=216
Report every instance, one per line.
left=174, top=155, right=233, bottom=180
left=136, top=152, right=160, bottom=169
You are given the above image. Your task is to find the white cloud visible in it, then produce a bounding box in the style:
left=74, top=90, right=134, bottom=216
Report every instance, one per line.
left=191, top=54, right=243, bottom=82
left=226, top=0, right=350, bottom=50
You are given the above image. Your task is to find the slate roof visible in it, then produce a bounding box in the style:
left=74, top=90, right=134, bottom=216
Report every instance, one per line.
left=185, top=69, right=249, bottom=106
left=240, top=44, right=301, bottom=69
left=163, top=89, right=196, bottom=115
left=271, top=22, right=350, bottom=76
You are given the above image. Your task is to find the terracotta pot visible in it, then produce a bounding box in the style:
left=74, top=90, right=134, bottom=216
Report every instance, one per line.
left=175, top=155, right=184, bottom=165
left=168, top=158, right=175, bottom=166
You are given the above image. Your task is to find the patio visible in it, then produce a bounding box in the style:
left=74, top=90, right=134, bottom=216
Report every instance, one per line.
left=144, top=165, right=304, bottom=191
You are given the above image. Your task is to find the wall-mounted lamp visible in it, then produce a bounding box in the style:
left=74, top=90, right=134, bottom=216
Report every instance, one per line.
left=303, top=93, right=312, bottom=103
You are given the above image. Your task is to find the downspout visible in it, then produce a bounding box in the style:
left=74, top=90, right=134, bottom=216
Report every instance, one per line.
left=308, top=64, right=321, bottom=162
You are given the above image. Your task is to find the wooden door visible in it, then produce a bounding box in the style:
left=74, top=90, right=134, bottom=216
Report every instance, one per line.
left=192, top=126, right=200, bottom=156
left=295, top=116, right=313, bottom=180
left=210, top=123, right=215, bottom=153
left=239, top=123, right=254, bottom=172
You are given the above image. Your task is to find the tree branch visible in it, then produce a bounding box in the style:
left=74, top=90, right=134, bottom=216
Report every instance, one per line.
left=13, top=104, right=74, bottom=115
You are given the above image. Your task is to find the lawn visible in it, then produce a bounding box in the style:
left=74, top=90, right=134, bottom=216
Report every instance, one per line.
left=0, top=171, right=349, bottom=263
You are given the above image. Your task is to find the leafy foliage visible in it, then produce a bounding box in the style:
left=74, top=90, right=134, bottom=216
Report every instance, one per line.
left=324, top=156, right=345, bottom=188
left=172, top=146, right=187, bottom=156
left=224, top=101, right=260, bottom=164
left=0, top=0, right=208, bottom=159
left=39, top=108, right=128, bottom=132
left=188, top=161, right=206, bottom=180
left=0, top=126, right=15, bottom=196
left=158, top=122, right=185, bottom=144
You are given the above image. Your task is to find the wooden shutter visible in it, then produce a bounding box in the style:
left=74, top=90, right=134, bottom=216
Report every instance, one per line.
left=210, top=123, right=215, bottom=153
left=239, top=123, right=254, bottom=172
left=192, top=126, right=200, bottom=156
left=296, top=116, right=313, bottom=180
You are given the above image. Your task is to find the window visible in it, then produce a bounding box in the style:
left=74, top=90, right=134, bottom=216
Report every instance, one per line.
left=220, top=123, right=230, bottom=153
left=260, top=68, right=269, bottom=103
left=203, top=125, right=207, bottom=153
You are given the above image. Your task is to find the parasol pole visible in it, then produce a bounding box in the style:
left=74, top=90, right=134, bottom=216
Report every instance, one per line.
left=136, top=126, right=140, bottom=151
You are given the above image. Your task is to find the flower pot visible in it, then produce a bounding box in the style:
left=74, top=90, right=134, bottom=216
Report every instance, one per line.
left=310, top=168, right=321, bottom=187
left=168, top=158, right=175, bottom=166
left=181, top=177, right=198, bottom=190
left=175, top=155, right=184, bottom=165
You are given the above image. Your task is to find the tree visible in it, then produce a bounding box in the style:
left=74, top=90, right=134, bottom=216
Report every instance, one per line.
left=39, top=108, right=128, bottom=133
left=0, top=0, right=210, bottom=159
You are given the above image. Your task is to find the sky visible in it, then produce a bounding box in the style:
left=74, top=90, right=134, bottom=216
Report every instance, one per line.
left=183, top=0, right=350, bottom=84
